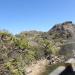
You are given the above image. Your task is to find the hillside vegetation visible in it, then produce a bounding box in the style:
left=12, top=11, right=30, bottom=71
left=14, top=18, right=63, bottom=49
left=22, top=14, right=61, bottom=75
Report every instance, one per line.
left=0, top=21, right=75, bottom=75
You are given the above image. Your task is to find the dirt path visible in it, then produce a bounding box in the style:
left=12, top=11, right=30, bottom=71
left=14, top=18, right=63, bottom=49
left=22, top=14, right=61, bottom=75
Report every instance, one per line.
left=26, top=59, right=49, bottom=75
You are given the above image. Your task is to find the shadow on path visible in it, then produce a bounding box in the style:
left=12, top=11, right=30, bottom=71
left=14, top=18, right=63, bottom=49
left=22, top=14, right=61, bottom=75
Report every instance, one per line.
left=59, top=63, right=75, bottom=75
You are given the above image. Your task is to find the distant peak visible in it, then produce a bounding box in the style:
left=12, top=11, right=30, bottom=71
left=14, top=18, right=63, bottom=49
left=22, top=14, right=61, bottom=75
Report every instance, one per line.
left=62, top=21, right=72, bottom=25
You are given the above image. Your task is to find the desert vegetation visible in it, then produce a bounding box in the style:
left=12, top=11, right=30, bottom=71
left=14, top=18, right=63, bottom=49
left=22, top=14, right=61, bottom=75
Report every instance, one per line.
left=0, top=21, right=75, bottom=75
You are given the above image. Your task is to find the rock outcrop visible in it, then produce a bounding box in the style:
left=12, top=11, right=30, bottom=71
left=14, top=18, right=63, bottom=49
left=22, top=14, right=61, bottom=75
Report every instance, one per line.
left=48, top=21, right=75, bottom=39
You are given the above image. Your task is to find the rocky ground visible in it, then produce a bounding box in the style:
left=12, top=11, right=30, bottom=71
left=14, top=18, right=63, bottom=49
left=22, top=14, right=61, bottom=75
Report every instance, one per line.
left=25, top=55, right=65, bottom=75
left=25, top=59, right=49, bottom=75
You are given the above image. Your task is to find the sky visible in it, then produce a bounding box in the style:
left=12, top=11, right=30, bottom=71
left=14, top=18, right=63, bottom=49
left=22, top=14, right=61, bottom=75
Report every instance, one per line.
left=0, top=0, right=75, bottom=34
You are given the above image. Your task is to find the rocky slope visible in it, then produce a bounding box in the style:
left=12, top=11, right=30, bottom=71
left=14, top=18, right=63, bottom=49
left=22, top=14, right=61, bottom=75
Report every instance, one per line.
left=0, top=21, right=75, bottom=75
left=48, top=21, right=75, bottom=39
left=48, top=21, right=75, bottom=58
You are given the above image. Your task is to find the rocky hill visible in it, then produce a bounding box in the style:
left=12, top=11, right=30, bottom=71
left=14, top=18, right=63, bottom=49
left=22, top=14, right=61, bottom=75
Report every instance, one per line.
left=48, top=21, right=75, bottom=58
left=48, top=21, right=75, bottom=40
left=0, top=21, right=75, bottom=75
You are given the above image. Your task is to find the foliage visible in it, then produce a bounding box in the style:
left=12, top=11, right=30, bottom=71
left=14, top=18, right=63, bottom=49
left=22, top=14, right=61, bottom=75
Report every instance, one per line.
left=0, top=30, right=61, bottom=75
left=4, top=59, right=25, bottom=75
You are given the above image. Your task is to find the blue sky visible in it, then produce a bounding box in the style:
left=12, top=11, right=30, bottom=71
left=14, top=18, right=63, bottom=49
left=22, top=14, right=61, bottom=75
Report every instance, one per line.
left=0, top=0, right=75, bottom=34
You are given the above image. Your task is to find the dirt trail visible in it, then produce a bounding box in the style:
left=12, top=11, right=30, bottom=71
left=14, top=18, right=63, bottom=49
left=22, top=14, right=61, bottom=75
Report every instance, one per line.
left=26, top=59, right=49, bottom=75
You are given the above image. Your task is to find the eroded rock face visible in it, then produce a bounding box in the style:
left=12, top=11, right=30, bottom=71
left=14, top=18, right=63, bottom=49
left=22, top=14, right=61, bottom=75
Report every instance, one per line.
left=48, top=21, right=75, bottom=39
